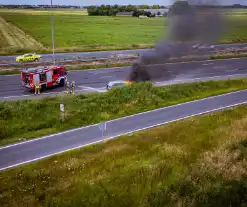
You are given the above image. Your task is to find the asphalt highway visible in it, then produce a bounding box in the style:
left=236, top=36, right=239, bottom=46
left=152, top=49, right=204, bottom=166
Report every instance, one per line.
left=1, top=89, right=247, bottom=171
left=0, top=42, right=247, bottom=62
left=1, top=57, right=247, bottom=100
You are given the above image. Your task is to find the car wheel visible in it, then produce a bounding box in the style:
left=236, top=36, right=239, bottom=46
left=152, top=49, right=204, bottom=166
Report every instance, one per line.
left=59, top=79, right=65, bottom=86
left=41, top=84, right=46, bottom=91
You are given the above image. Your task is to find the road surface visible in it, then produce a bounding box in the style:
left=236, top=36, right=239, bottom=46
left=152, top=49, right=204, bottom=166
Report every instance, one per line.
left=1, top=89, right=247, bottom=171
left=1, top=58, right=247, bottom=101
left=0, top=42, right=247, bottom=62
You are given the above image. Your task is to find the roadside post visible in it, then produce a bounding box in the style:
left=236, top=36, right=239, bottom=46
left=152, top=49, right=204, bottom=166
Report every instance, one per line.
left=99, top=122, right=107, bottom=140
left=50, top=0, right=56, bottom=65
left=60, top=103, right=65, bottom=123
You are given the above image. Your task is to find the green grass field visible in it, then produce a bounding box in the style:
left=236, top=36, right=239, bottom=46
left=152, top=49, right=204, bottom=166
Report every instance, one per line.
left=1, top=78, right=247, bottom=146
left=0, top=8, right=247, bottom=54
left=0, top=13, right=163, bottom=54
left=222, top=15, right=247, bottom=43
left=1, top=103, right=247, bottom=206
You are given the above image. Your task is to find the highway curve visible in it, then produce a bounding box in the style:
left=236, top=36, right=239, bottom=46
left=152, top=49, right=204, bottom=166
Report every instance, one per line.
left=1, top=89, right=247, bottom=171
left=1, top=57, right=247, bottom=101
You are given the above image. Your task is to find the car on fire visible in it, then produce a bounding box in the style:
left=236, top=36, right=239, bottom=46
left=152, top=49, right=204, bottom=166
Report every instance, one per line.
left=16, top=53, right=41, bottom=62
left=192, top=44, right=215, bottom=49
left=106, top=80, right=132, bottom=90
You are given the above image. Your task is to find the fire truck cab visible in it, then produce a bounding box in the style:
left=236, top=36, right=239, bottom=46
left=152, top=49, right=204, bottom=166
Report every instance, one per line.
left=21, top=65, right=67, bottom=91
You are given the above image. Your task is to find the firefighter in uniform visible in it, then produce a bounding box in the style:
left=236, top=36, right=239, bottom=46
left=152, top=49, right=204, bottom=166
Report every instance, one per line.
left=34, top=81, right=40, bottom=95
left=71, top=81, right=76, bottom=95
left=64, top=76, right=68, bottom=86
left=66, top=80, right=70, bottom=94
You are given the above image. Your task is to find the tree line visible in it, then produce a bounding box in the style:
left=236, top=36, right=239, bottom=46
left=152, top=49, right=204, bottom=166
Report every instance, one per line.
left=87, top=3, right=247, bottom=17
left=0, top=3, right=246, bottom=10
left=87, top=4, right=168, bottom=17
left=87, top=5, right=134, bottom=16
left=0, top=5, right=81, bottom=9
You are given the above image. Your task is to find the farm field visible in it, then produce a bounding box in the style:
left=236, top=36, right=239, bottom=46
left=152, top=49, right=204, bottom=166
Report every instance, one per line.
left=0, top=12, right=163, bottom=54
left=221, top=15, right=247, bottom=43
left=0, top=16, right=45, bottom=54
left=1, top=103, right=247, bottom=206
left=0, top=8, right=88, bottom=15
left=0, top=9, right=247, bottom=55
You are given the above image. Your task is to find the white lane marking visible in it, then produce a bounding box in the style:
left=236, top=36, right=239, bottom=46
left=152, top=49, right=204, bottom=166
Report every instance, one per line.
left=2, top=72, right=247, bottom=100
left=182, top=73, right=247, bottom=81
left=72, top=67, right=127, bottom=74
left=213, top=66, right=225, bottom=69
left=78, top=86, right=100, bottom=91
left=1, top=88, right=247, bottom=151
left=78, top=85, right=107, bottom=92
left=0, top=90, right=81, bottom=100
left=79, top=88, right=95, bottom=91
left=1, top=94, right=32, bottom=99
left=165, top=57, right=247, bottom=65
left=100, top=76, right=113, bottom=79
left=155, top=73, right=247, bottom=86
left=1, top=100, right=247, bottom=172
left=107, top=88, right=247, bottom=123
left=202, top=63, right=214, bottom=66
left=226, top=68, right=241, bottom=71
left=0, top=124, right=99, bottom=150
left=0, top=86, right=104, bottom=100
left=4, top=57, right=247, bottom=77
left=98, top=88, right=107, bottom=92
left=1, top=92, right=59, bottom=99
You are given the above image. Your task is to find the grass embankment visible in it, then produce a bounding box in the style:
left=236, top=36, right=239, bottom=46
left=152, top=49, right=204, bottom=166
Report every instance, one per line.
left=1, top=101, right=247, bottom=206
left=2, top=79, right=247, bottom=146
left=0, top=9, right=247, bottom=54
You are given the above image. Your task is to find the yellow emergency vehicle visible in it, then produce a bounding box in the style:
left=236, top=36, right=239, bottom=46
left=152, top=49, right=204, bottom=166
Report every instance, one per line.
left=16, top=53, right=41, bottom=62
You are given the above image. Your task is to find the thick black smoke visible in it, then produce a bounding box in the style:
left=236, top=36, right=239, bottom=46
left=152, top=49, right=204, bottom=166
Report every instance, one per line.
left=128, top=0, right=226, bottom=82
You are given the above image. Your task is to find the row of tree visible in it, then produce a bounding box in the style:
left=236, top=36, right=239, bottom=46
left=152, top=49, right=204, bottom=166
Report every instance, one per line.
left=87, top=5, right=135, bottom=16
left=132, top=10, right=155, bottom=18
left=139, top=5, right=164, bottom=9
left=1, top=4, right=246, bottom=10
left=87, top=5, right=168, bottom=16
left=0, top=5, right=81, bottom=9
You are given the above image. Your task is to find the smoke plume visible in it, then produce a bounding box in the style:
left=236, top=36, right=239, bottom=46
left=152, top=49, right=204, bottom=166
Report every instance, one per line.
left=128, top=0, right=226, bottom=82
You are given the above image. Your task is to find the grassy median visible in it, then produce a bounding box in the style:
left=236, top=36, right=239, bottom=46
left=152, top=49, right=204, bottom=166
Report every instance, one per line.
left=1, top=102, right=247, bottom=206
left=2, top=78, right=247, bottom=146
left=1, top=54, right=247, bottom=76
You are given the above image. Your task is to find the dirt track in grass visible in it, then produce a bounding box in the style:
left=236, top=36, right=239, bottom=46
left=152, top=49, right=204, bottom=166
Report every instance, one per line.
left=0, top=16, right=45, bottom=51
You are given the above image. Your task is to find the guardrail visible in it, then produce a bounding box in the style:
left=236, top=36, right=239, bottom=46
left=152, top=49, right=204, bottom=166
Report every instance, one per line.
left=0, top=55, right=139, bottom=67
left=0, top=46, right=247, bottom=67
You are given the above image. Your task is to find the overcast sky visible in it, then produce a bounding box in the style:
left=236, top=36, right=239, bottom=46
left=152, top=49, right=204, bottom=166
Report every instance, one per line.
left=1, top=0, right=247, bottom=6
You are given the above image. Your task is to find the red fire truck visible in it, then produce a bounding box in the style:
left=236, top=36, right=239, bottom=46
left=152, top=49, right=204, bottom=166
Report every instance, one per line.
left=21, top=65, right=68, bottom=91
